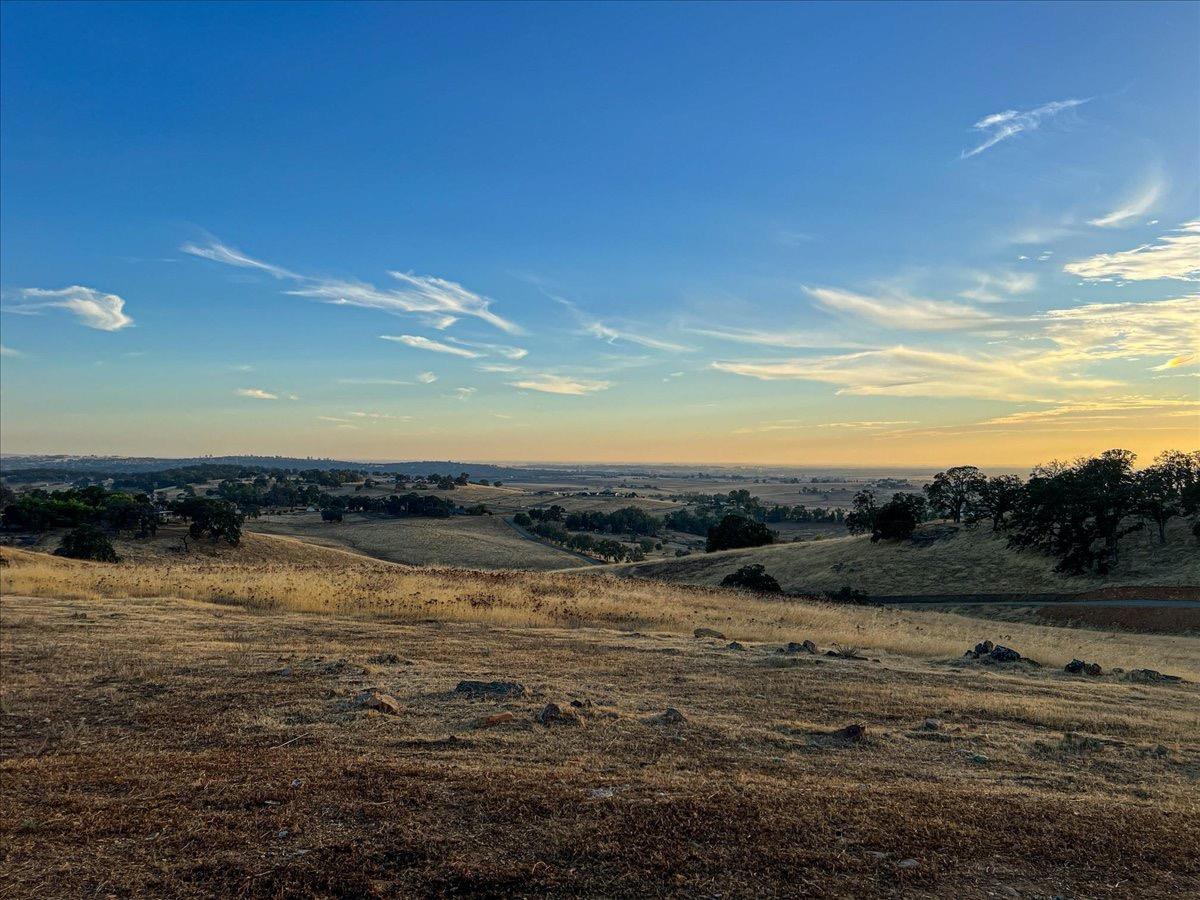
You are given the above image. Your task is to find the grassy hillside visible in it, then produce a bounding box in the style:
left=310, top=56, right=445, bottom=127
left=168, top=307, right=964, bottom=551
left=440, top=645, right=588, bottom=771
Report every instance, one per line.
left=599, top=520, right=1200, bottom=596
left=248, top=512, right=588, bottom=570
left=3, top=532, right=1199, bottom=678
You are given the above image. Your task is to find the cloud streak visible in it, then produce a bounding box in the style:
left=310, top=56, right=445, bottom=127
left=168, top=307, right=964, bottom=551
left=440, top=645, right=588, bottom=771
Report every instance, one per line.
left=806, top=286, right=1001, bottom=331
left=962, top=98, right=1089, bottom=158
left=1063, top=221, right=1200, bottom=282
left=380, top=334, right=482, bottom=358
left=14, top=286, right=134, bottom=331
left=508, top=374, right=612, bottom=395
left=1088, top=176, right=1164, bottom=228
left=235, top=388, right=278, bottom=400
left=182, top=238, right=520, bottom=332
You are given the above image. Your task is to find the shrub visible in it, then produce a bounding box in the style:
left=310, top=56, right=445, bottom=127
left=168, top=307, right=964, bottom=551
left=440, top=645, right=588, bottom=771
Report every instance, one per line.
left=705, top=514, right=775, bottom=552
left=871, top=497, right=918, bottom=542
left=55, top=525, right=120, bottom=562
left=720, top=564, right=782, bottom=594
left=320, top=508, right=344, bottom=523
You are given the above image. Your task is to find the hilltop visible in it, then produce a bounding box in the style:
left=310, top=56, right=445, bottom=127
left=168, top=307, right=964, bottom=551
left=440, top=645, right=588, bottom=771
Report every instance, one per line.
left=599, top=520, right=1200, bottom=598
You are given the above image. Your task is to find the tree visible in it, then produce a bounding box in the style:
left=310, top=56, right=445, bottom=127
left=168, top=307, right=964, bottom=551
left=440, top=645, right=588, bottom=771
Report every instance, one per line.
left=871, top=496, right=918, bottom=542
left=706, top=514, right=775, bottom=553
left=1135, top=450, right=1199, bottom=544
left=844, top=489, right=878, bottom=535
left=513, top=512, right=533, bottom=528
left=175, top=497, right=245, bottom=546
left=720, top=564, right=782, bottom=593
left=976, top=474, right=1023, bottom=531
left=320, top=507, right=344, bottom=523
left=925, top=466, right=986, bottom=523
left=56, top=525, right=120, bottom=562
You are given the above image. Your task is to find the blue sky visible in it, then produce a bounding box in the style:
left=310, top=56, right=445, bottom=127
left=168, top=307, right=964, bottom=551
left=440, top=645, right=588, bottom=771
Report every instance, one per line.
left=1, top=1, right=1197, bottom=465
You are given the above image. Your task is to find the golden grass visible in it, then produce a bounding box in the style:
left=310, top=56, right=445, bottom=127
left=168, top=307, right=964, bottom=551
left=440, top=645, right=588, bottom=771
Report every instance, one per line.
left=601, top=518, right=1200, bottom=595
left=4, top=535, right=1198, bottom=679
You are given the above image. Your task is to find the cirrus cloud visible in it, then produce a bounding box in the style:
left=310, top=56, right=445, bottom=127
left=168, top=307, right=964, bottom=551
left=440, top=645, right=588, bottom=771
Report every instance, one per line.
left=508, top=374, right=612, bottom=395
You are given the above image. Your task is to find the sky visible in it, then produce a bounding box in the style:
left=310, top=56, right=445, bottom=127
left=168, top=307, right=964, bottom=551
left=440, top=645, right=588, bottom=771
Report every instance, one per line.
left=1, top=1, right=1197, bottom=467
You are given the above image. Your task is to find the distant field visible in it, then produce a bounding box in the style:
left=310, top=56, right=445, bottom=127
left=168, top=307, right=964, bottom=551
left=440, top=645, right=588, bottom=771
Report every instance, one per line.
left=598, top=520, right=1200, bottom=596
left=248, top=512, right=587, bottom=570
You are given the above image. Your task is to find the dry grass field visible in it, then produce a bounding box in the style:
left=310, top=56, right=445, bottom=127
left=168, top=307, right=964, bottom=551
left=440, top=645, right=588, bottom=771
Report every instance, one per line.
left=249, top=513, right=588, bottom=571
left=2, top=587, right=1198, bottom=897
left=602, top=520, right=1200, bottom=597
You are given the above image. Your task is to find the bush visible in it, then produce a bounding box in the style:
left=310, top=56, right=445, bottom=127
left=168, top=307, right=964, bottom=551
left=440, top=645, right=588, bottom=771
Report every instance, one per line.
left=513, top=512, right=533, bottom=528
left=871, top=497, right=918, bottom=542
left=705, top=514, right=775, bottom=553
left=320, top=508, right=344, bottom=523
left=55, top=525, right=120, bottom=562
left=824, top=585, right=870, bottom=604
left=719, top=564, right=782, bottom=593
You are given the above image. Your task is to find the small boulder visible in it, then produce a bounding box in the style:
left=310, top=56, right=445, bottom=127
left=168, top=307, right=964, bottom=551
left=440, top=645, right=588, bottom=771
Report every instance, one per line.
left=367, top=652, right=401, bottom=665
left=830, top=723, right=867, bottom=742
left=896, top=858, right=920, bottom=870
left=990, top=645, right=1021, bottom=663
left=694, top=627, right=725, bottom=639
left=780, top=639, right=818, bottom=655
left=354, top=689, right=402, bottom=715
left=475, top=711, right=516, bottom=728
left=536, top=702, right=583, bottom=727
left=646, top=707, right=687, bottom=726
left=726, top=641, right=746, bottom=651
left=1065, top=659, right=1103, bottom=677
left=1126, top=668, right=1183, bottom=684
left=921, top=718, right=942, bottom=731
left=454, top=680, right=525, bottom=700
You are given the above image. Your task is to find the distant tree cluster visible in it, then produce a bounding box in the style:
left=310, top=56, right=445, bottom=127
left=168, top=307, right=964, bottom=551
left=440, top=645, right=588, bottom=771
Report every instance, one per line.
left=848, top=450, right=1200, bottom=576
left=706, top=514, right=776, bottom=553
left=563, top=506, right=659, bottom=537
left=172, top=496, right=245, bottom=546
left=1, top=485, right=159, bottom=537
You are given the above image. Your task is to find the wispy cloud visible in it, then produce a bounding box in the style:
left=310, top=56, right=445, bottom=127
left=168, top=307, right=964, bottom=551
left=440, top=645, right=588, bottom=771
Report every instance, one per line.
left=552, top=293, right=691, bottom=353
left=1035, top=295, right=1200, bottom=369
left=337, top=377, right=413, bottom=385
left=182, top=238, right=520, bottom=333
left=1088, top=175, right=1164, bottom=228
left=712, top=346, right=1114, bottom=402
left=451, top=387, right=477, bottom=401
left=235, top=387, right=278, bottom=400
left=478, top=363, right=521, bottom=373
left=962, top=98, right=1089, bottom=158
left=733, top=419, right=914, bottom=434
left=447, top=337, right=528, bottom=359
left=0, top=345, right=23, bottom=358
left=508, top=374, right=612, bottom=395
left=687, top=326, right=863, bottom=350
left=380, top=334, right=482, bottom=357
left=978, top=396, right=1200, bottom=427
left=417, top=371, right=438, bottom=383
left=958, top=270, right=1037, bottom=304
left=806, top=286, right=1002, bottom=331
left=1063, top=221, right=1200, bottom=282
left=13, top=286, right=134, bottom=331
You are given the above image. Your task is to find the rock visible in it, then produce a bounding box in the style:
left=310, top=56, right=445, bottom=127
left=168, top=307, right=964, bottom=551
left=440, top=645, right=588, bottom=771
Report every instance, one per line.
left=475, top=711, right=515, bottom=728
left=1065, top=659, right=1103, bottom=676
left=646, top=707, right=687, bottom=726
left=780, top=639, right=818, bottom=654
left=367, top=652, right=400, bottom=665
left=990, top=645, right=1021, bottom=663
left=964, top=641, right=1022, bottom=663
left=354, top=689, right=402, bottom=715
left=921, top=718, right=942, bottom=731
left=454, top=680, right=525, bottom=700
left=694, top=627, right=725, bottom=639
left=896, top=858, right=919, bottom=869
left=569, top=698, right=592, bottom=709
left=864, top=851, right=889, bottom=862
left=1126, top=668, right=1183, bottom=684
left=536, top=702, right=583, bottom=726
left=726, top=641, right=746, bottom=651
left=587, top=787, right=614, bottom=799
left=830, top=723, right=867, bottom=742
left=970, top=753, right=989, bottom=764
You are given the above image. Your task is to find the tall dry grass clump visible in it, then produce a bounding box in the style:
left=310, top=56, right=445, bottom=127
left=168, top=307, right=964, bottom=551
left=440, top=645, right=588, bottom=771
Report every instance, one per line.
left=3, top=542, right=1197, bottom=678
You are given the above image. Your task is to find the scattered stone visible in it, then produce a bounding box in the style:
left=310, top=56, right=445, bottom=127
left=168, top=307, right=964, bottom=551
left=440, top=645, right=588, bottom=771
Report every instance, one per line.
left=587, top=787, right=614, bottom=799
left=970, top=753, right=989, bottom=764
left=1064, top=659, right=1103, bottom=677
left=367, top=652, right=400, bottom=665
left=68, top=612, right=88, bottom=620
left=829, top=723, right=867, bottom=742
left=646, top=707, right=687, bottom=726
left=694, top=627, right=725, bottom=639
left=963, top=641, right=1023, bottom=663
left=864, top=851, right=889, bottom=862
left=354, top=689, right=402, bottom=715
left=780, top=639, right=818, bottom=655
left=536, top=702, right=584, bottom=726
left=569, top=698, right=592, bottom=709
left=454, top=680, right=525, bottom=700
left=1125, top=668, right=1184, bottom=684
left=921, top=718, right=942, bottom=731
left=475, top=711, right=515, bottom=728
left=726, top=641, right=746, bottom=651
left=896, top=858, right=920, bottom=869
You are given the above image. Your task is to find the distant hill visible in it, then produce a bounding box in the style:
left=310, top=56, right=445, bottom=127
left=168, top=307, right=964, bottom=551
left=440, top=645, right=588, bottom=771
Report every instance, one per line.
left=598, top=520, right=1200, bottom=597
